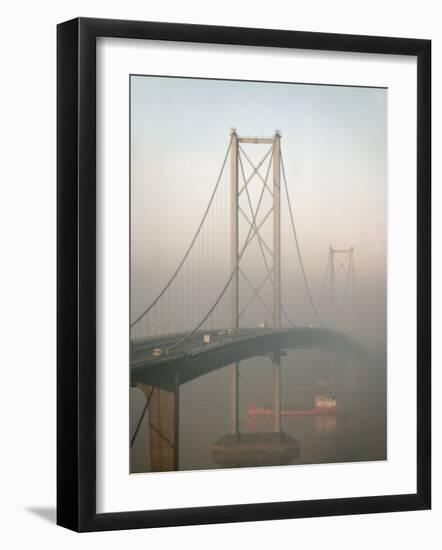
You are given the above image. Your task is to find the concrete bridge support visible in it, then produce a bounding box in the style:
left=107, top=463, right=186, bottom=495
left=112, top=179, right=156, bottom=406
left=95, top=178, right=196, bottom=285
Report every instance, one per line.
left=137, top=376, right=180, bottom=472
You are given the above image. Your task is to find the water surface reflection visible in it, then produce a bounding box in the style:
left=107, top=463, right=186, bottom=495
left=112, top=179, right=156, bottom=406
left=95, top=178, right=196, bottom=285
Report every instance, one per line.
left=130, top=348, right=386, bottom=473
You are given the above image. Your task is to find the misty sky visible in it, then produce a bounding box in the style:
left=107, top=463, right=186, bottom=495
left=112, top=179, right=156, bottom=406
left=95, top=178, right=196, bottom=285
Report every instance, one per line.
left=130, top=75, right=387, bottom=349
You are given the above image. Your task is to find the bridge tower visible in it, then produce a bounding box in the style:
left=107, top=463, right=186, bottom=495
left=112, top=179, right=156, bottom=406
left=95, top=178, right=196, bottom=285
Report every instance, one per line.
left=229, top=129, right=282, bottom=434
left=328, top=246, right=355, bottom=335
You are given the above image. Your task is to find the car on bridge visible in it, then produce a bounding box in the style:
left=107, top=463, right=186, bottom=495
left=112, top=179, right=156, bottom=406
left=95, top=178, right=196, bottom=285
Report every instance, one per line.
left=152, top=347, right=164, bottom=358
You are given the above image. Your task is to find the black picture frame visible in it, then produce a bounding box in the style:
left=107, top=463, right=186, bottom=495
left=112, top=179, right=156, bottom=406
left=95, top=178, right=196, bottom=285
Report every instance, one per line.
left=57, top=17, right=431, bottom=532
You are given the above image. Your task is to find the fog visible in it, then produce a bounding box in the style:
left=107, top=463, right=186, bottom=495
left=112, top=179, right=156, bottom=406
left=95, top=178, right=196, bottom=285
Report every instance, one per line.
left=130, top=76, right=387, bottom=472
left=131, top=75, right=386, bottom=352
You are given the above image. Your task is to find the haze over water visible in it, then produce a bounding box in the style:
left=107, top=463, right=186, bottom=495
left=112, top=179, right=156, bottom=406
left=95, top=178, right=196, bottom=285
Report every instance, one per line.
left=130, top=75, right=387, bottom=473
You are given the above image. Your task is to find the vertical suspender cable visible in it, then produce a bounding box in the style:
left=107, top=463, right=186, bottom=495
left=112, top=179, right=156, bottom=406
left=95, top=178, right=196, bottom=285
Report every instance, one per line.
left=131, top=137, right=232, bottom=329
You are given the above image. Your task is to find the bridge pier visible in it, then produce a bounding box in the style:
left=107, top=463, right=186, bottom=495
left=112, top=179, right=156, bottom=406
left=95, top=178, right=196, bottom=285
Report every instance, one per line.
left=211, top=431, right=299, bottom=468
left=137, top=374, right=180, bottom=472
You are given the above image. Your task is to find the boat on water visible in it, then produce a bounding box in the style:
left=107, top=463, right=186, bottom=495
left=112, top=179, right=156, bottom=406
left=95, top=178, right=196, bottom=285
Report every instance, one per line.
left=247, top=394, right=337, bottom=417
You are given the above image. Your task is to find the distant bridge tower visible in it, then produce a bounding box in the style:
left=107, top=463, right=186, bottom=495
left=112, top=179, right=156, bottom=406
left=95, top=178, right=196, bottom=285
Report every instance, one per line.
left=328, top=246, right=356, bottom=334
left=229, top=129, right=282, bottom=434
left=327, top=246, right=356, bottom=391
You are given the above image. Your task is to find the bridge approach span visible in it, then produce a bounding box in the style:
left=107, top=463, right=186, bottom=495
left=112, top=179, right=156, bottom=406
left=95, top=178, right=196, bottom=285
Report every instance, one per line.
left=131, top=327, right=366, bottom=391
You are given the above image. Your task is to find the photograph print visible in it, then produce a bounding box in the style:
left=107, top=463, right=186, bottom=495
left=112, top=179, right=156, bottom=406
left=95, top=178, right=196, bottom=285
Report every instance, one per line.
left=129, top=75, right=387, bottom=474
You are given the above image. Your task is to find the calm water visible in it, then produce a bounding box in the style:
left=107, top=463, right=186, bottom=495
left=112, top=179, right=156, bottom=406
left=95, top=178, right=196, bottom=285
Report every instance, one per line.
left=130, top=348, right=386, bottom=473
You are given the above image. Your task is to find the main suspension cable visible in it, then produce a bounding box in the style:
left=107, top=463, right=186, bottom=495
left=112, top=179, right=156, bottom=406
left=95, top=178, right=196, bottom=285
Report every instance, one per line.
left=281, top=153, right=324, bottom=327
left=130, top=386, right=155, bottom=447
left=131, top=136, right=233, bottom=329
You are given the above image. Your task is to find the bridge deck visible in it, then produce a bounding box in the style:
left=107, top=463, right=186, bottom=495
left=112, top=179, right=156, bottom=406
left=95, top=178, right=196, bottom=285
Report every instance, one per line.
left=130, top=327, right=366, bottom=390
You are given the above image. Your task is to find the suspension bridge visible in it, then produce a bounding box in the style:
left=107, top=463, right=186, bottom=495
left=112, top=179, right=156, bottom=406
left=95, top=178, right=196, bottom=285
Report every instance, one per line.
left=130, top=129, right=364, bottom=472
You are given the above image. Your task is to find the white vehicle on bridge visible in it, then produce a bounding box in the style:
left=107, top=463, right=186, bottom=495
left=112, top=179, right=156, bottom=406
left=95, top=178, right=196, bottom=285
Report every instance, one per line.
left=258, top=321, right=267, bottom=329
left=152, top=347, right=164, bottom=358
left=203, top=334, right=211, bottom=344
